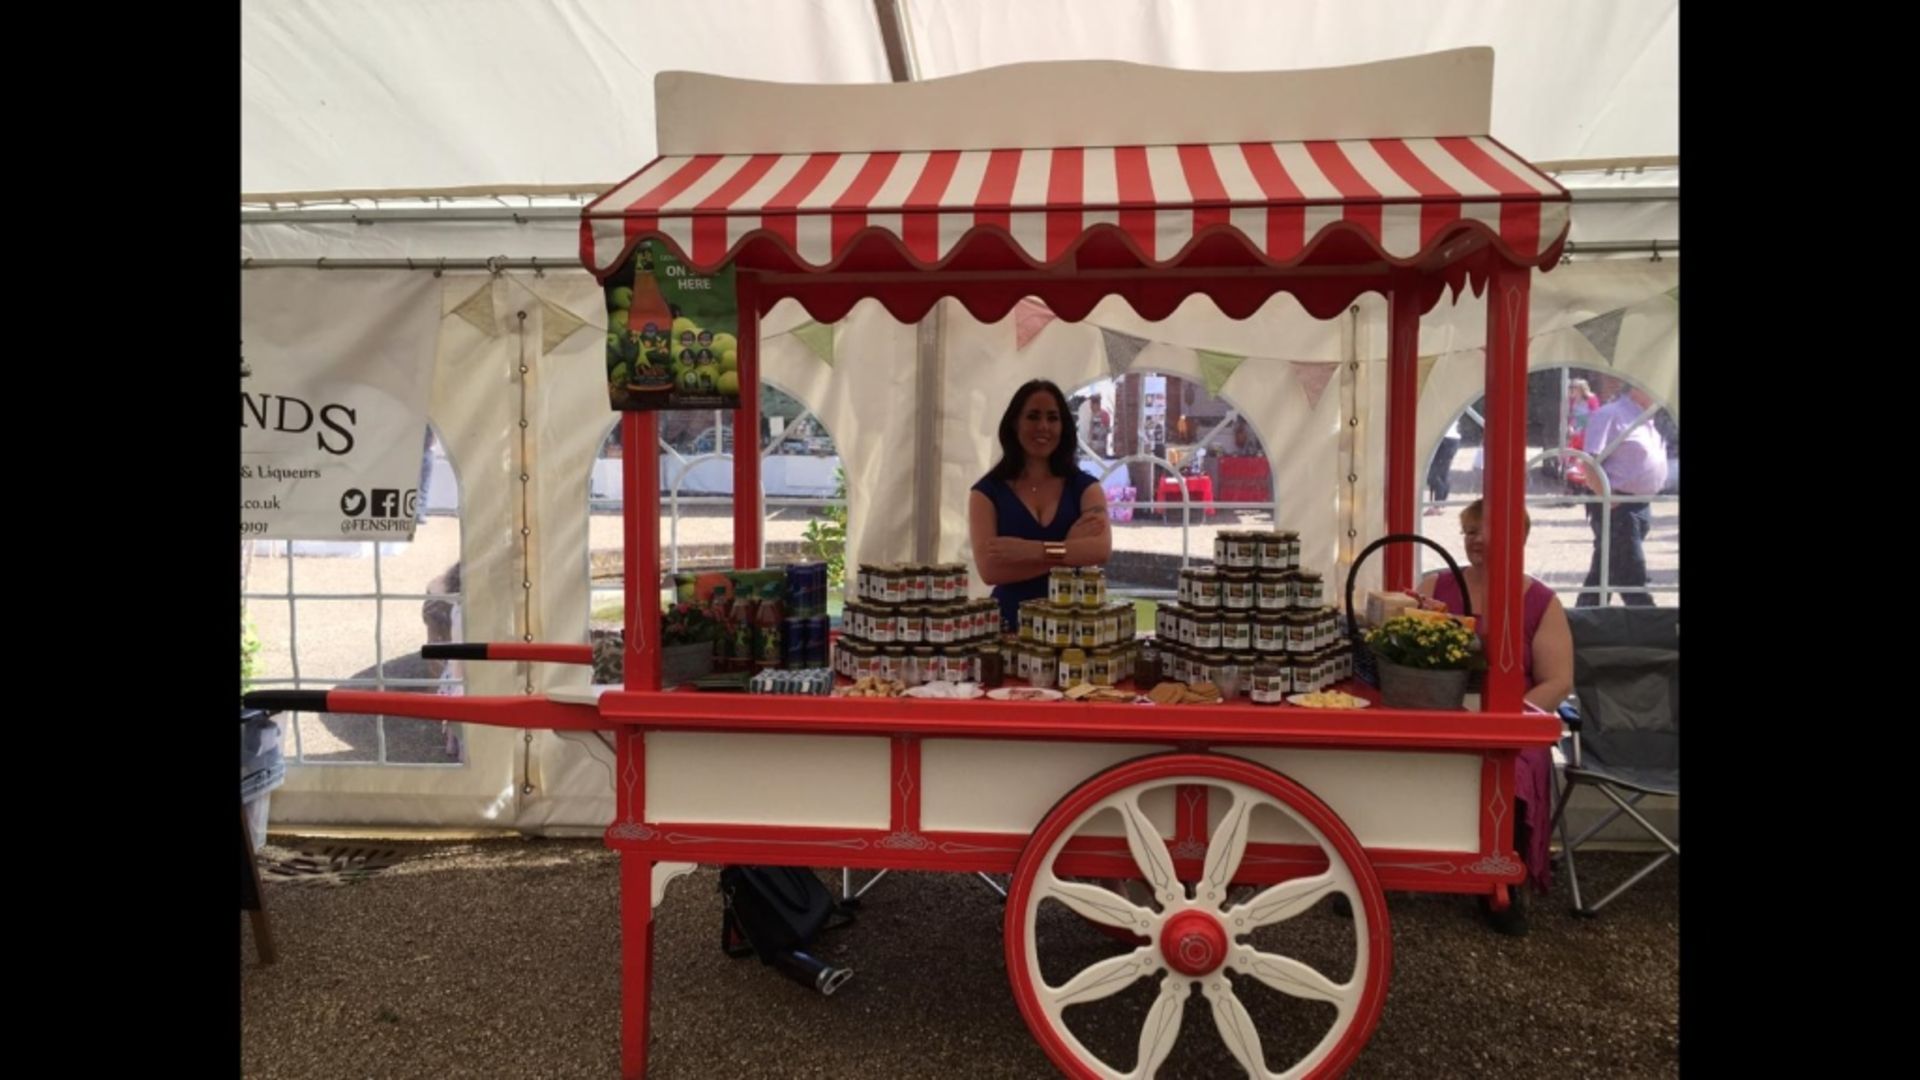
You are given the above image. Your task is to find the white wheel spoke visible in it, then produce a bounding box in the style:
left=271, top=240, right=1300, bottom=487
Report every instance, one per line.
left=1231, top=945, right=1353, bottom=1009
left=1204, top=979, right=1267, bottom=1078
left=1227, top=873, right=1341, bottom=932
left=1200, top=788, right=1254, bottom=904
left=1042, top=876, right=1156, bottom=932
left=1132, top=980, right=1187, bottom=1078
left=1045, top=947, right=1161, bottom=1009
left=1117, top=793, right=1182, bottom=905
left=1014, top=765, right=1387, bottom=1080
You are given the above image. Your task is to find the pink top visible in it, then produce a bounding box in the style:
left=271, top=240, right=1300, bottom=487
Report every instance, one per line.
left=1430, top=572, right=1557, bottom=685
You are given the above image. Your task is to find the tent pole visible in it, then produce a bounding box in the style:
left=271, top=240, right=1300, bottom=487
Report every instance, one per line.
left=1480, top=263, right=1532, bottom=714
left=1384, top=275, right=1421, bottom=589
left=734, top=273, right=764, bottom=569
left=911, top=302, right=946, bottom=563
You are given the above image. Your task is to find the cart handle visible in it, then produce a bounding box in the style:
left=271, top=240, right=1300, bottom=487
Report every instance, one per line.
left=243, top=690, right=329, bottom=715
left=240, top=689, right=610, bottom=731
left=1343, top=532, right=1473, bottom=631
left=422, top=642, right=594, bottom=665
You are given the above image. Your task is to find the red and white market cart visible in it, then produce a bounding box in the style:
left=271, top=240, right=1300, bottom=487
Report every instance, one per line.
left=248, top=50, right=1568, bottom=1079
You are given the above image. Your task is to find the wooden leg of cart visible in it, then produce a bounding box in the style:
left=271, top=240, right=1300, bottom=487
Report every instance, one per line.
left=241, top=805, right=276, bottom=965
left=621, top=856, right=655, bottom=1079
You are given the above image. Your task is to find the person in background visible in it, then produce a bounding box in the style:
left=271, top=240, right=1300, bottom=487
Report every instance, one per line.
left=1561, top=377, right=1601, bottom=494
left=1578, top=376, right=1667, bottom=607
left=1426, top=418, right=1464, bottom=515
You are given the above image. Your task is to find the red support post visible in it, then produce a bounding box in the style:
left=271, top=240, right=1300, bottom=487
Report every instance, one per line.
left=1384, top=278, right=1421, bottom=589
left=619, top=855, right=656, bottom=1079
left=624, top=411, right=662, bottom=692
left=1481, top=264, right=1532, bottom=713
left=733, top=273, right=762, bottom=569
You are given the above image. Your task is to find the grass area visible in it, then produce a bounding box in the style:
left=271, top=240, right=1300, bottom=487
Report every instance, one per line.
left=1128, top=597, right=1156, bottom=635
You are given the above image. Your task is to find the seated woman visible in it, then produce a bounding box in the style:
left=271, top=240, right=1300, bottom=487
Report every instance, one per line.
left=1419, top=499, right=1574, bottom=901
left=969, top=379, right=1112, bottom=632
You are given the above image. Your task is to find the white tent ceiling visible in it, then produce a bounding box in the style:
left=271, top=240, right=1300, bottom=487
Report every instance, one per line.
left=241, top=0, right=1677, bottom=197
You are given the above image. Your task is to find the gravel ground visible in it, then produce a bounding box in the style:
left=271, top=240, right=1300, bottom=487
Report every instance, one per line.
left=241, top=839, right=1677, bottom=1079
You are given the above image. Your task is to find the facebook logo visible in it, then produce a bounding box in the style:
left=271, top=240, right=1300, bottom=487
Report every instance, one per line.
left=371, top=489, right=402, bottom=518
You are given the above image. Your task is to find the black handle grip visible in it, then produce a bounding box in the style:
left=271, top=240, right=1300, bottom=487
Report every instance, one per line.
left=422, top=644, right=489, bottom=660
left=1344, top=532, right=1473, bottom=635
left=242, top=690, right=329, bottom=715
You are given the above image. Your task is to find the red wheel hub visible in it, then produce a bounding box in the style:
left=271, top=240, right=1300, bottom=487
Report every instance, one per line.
left=1159, top=910, right=1229, bottom=976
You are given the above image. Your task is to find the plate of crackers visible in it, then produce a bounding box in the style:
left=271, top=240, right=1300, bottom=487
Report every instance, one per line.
left=1063, top=683, right=1149, bottom=704
left=835, top=677, right=907, bottom=698
left=1287, top=691, right=1371, bottom=709
left=1144, top=681, right=1225, bottom=706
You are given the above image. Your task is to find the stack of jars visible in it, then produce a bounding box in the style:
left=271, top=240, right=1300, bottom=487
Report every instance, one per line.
left=836, top=563, right=1000, bottom=686
left=1011, top=566, right=1140, bottom=690
left=1147, top=529, right=1354, bottom=698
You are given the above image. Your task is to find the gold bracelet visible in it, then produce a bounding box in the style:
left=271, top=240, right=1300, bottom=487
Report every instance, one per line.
left=1044, top=541, right=1068, bottom=564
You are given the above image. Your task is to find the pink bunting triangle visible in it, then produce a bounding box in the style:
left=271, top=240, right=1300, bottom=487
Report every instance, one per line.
left=1013, top=298, right=1056, bottom=350
left=1290, top=361, right=1339, bottom=411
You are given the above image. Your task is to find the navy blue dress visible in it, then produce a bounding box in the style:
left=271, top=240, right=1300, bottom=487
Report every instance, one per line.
left=973, top=470, right=1099, bottom=630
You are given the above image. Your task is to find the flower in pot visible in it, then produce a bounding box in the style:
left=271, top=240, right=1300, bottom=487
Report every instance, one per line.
left=658, top=601, right=722, bottom=686
left=1363, top=613, right=1485, bottom=710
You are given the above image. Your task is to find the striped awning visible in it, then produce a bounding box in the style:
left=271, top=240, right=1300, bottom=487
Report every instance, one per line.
left=582, top=137, right=1569, bottom=279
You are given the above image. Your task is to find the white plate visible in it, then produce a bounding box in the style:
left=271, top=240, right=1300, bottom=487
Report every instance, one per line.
left=547, top=684, right=614, bottom=706
left=1287, top=692, right=1372, bottom=709
left=987, top=687, right=1065, bottom=702
left=904, top=683, right=986, bottom=700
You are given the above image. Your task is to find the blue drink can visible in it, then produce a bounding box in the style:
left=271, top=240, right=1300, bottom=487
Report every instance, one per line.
left=783, top=616, right=807, bottom=669
left=805, top=615, right=829, bottom=667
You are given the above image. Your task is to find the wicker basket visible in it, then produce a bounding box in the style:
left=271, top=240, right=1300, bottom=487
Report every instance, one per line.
left=1344, top=533, right=1474, bottom=689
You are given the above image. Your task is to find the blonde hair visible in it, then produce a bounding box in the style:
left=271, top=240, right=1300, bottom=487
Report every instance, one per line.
left=1460, top=498, right=1531, bottom=537
left=1569, top=378, right=1592, bottom=397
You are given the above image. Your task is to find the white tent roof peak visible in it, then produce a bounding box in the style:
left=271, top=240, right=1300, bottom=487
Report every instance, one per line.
left=656, top=50, right=1495, bottom=157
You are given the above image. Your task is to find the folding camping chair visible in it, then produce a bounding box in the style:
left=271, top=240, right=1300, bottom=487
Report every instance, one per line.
left=1549, top=607, right=1679, bottom=916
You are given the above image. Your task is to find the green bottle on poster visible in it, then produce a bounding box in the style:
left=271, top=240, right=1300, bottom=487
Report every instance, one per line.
left=757, top=579, right=786, bottom=669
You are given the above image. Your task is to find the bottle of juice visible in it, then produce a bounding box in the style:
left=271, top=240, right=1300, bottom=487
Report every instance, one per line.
left=625, top=246, right=678, bottom=395
left=757, top=577, right=787, bottom=669
left=707, top=585, right=734, bottom=668
left=730, top=580, right=759, bottom=673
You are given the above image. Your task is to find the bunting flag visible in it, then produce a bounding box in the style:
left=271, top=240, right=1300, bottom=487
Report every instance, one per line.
left=790, top=320, right=836, bottom=367
left=451, top=281, right=498, bottom=337
left=1099, top=327, right=1150, bottom=377
left=1289, top=361, right=1339, bottom=411
left=1417, top=355, right=1439, bottom=397
left=1666, top=285, right=1678, bottom=306
left=539, top=298, right=589, bottom=355
left=1574, top=308, right=1625, bottom=366
left=1195, top=349, right=1245, bottom=397
left=1013, top=298, right=1056, bottom=350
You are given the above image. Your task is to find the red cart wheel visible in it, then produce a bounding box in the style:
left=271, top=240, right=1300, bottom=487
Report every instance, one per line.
left=1006, top=753, right=1390, bottom=1079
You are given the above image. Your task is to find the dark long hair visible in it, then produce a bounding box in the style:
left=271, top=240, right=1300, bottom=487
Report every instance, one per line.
left=986, top=379, right=1078, bottom=483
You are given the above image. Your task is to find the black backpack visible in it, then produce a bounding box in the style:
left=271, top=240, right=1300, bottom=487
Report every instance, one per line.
left=719, top=865, right=856, bottom=995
